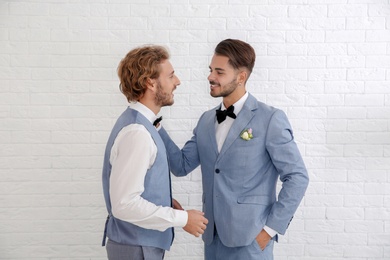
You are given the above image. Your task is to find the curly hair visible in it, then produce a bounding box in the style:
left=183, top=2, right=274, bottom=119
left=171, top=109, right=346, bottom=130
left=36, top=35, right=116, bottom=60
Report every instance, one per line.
left=118, top=45, right=169, bottom=102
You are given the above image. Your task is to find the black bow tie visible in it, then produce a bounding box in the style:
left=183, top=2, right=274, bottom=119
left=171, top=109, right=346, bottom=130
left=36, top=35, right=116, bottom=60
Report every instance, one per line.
left=153, top=116, right=162, bottom=127
left=216, top=105, right=236, bottom=124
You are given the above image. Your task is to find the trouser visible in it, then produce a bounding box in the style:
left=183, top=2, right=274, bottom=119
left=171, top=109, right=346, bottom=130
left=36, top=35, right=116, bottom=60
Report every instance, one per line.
left=106, top=239, right=165, bottom=260
left=204, top=227, right=274, bottom=260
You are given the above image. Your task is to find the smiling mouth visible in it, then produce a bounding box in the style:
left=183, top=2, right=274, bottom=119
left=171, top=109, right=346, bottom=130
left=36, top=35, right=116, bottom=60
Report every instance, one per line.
left=210, top=82, right=220, bottom=89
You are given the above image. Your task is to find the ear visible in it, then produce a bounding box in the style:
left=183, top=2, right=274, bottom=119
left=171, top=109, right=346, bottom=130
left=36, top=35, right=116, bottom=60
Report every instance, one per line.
left=237, top=70, right=248, bottom=85
left=146, top=78, right=157, bottom=92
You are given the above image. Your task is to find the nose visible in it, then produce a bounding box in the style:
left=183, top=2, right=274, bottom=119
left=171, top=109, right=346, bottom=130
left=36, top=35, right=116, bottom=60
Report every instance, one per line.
left=175, top=75, right=181, bottom=87
left=207, top=72, right=213, bottom=82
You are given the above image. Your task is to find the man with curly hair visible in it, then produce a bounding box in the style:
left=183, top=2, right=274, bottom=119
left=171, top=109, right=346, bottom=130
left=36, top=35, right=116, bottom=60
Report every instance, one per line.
left=102, top=45, right=208, bottom=260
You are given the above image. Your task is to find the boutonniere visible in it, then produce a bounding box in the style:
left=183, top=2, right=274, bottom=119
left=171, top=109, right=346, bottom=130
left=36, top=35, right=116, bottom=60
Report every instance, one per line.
left=240, top=128, right=253, bottom=141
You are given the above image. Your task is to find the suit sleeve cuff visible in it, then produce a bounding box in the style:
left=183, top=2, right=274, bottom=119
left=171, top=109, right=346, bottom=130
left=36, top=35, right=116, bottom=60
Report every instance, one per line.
left=264, top=225, right=278, bottom=238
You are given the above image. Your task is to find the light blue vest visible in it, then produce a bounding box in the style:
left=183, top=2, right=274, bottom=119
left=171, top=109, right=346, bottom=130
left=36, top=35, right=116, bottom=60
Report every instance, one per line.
left=102, top=107, right=173, bottom=250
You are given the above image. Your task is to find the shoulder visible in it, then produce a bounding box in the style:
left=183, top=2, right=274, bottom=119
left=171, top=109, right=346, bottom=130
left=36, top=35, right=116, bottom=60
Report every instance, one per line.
left=248, top=97, right=290, bottom=127
left=251, top=98, right=282, bottom=119
left=120, top=123, right=148, bottom=134
left=116, top=124, right=153, bottom=143
left=256, top=100, right=277, bottom=113
left=245, top=93, right=278, bottom=115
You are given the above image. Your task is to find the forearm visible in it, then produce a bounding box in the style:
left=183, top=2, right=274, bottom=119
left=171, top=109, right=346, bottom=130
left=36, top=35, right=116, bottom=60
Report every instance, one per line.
left=111, top=193, right=188, bottom=231
left=264, top=161, right=308, bottom=234
left=159, top=127, right=200, bottom=176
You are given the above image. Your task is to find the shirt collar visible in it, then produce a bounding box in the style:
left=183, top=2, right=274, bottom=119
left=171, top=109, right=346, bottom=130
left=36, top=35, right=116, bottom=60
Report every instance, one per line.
left=128, top=102, right=160, bottom=124
left=220, top=92, right=249, bottom=115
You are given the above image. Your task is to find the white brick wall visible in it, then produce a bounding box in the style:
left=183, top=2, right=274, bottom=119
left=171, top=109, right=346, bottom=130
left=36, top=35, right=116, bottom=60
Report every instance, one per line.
left=0, top=0, right=389, bottom=259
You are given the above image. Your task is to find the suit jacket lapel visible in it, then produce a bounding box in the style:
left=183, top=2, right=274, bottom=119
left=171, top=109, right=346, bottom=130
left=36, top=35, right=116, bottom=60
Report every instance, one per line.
left=218, top=94, right=258, bottom=160
left=205, top=109, right=219, bottom=156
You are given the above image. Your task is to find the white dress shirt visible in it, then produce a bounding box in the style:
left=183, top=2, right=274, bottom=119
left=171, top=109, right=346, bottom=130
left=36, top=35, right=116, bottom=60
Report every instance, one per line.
left=215, top=92, right=249, bottom=152
left=109, top=102, right=188, bottom=231
left=215, top=92, right=277, bottom=238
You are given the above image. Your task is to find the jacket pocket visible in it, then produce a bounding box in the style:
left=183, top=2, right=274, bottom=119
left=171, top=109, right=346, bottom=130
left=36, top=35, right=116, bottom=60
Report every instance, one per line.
left=237, top=195, right=272, bottom=205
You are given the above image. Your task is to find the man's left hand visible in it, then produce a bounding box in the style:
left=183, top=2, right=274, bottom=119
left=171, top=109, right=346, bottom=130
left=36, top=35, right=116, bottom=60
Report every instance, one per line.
left=256, top=229, right=271, bottom=251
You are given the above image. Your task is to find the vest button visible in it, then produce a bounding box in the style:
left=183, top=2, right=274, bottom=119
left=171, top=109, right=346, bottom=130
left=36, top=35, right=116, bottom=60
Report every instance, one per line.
left=215, top=169, right=220, bottom=174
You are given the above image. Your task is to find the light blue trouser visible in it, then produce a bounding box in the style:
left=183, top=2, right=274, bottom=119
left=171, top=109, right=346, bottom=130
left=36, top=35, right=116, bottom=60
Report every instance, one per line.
left=106, top=239, right=165, bottom=260
left=205, top=229, right=274, bottom=260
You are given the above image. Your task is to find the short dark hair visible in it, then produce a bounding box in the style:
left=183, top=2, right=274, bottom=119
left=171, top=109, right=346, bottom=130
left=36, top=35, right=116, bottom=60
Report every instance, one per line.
left=214, top=39, right=256, bottom=75
left=118, top=45, right=169, bottom=102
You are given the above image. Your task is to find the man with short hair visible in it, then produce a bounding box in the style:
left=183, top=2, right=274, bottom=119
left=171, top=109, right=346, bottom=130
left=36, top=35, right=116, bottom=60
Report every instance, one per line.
left=159, top=39, right=309, bottom=259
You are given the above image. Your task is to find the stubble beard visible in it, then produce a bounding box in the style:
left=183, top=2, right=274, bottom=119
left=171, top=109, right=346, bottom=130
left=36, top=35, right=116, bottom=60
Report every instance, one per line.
left=210, top=78, right=238, bottom=98
left=155, top=81, right=174, bottom=107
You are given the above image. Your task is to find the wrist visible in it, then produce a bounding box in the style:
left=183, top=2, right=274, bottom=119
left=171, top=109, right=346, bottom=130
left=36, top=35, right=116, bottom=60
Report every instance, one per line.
left=263, top=225, right=277, bottom=238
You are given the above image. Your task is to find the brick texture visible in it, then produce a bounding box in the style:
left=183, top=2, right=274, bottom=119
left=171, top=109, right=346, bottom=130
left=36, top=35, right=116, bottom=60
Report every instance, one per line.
left=0, top=1, right=389, bottom=259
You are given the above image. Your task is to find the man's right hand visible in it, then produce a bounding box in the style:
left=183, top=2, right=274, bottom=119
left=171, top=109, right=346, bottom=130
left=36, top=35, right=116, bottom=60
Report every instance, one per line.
left=183, top=210, right=208, bottom=237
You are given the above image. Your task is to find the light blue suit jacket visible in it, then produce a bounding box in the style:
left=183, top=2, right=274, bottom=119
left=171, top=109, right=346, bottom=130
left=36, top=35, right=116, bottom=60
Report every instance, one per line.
left=160, top=93, right=309, bottom=247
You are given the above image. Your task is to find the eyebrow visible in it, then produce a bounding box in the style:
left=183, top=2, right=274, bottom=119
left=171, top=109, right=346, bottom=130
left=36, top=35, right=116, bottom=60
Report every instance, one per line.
left=209, top=66, right=225, bottom=72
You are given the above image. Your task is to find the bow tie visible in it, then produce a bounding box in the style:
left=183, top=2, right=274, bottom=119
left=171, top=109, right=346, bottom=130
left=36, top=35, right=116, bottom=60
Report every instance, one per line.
left=216, top=105, right=236, bottom=124
left=153, top=116, right=162, bottom=127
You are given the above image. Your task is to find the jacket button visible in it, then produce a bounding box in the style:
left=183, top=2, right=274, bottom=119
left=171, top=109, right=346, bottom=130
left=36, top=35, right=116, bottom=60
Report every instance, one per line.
left=215, top=169, right=220, bottom=174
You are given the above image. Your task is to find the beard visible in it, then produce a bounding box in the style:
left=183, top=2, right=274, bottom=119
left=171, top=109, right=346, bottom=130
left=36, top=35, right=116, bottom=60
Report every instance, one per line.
left=155, top=80, right=174, bottom=107
left=210, top=78, right=238, bottom=98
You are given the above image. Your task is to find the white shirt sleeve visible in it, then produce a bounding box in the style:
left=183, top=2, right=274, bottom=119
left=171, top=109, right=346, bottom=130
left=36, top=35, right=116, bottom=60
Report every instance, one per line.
left=263, top=225, right=278, bottom=238
left=109, top=124, right=188, bottom=231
